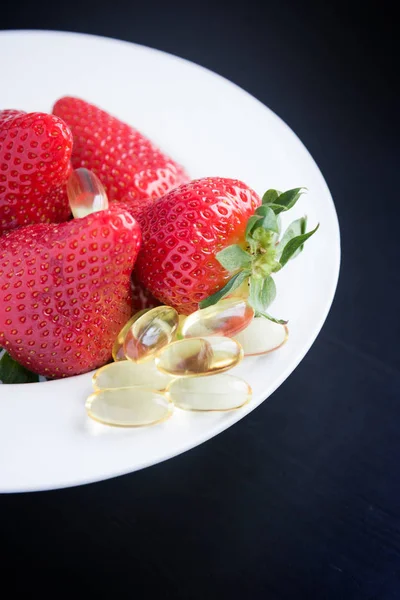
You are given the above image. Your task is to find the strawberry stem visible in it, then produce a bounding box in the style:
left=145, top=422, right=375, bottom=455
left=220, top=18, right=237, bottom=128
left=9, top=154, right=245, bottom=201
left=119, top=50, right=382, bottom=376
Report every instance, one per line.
left=199, top=187, right=319, bottom=322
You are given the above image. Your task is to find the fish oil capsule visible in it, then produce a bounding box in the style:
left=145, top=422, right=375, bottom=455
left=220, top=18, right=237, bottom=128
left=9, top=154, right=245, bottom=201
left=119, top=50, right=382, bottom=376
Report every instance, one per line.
left=174, top=314, right=187, bottom=340
left=167, top=374, right=251, bottom=411
left=182, top=298, right=254, bottom=338
left=86, top=387, right=173, bottom=427
left=112, top=309, right=150, bottom=361
left=123, top=306, right=179, bottom=363
left=233, top=317, right=288, bottom=356
left=92, top=359, right=174, bottom=391
left=155, top=336, right=243, bottom=377
left=67, top=167, right=108, bottom=218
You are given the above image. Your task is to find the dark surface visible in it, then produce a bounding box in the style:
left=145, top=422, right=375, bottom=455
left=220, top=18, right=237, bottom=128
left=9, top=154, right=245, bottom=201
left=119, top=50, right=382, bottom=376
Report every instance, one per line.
left=1, top=1, right=399, bottom=596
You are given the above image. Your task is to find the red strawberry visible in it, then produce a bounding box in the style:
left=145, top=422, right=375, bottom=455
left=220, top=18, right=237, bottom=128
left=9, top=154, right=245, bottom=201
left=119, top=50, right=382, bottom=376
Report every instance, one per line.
left=0, top=209, right=141, bottom=378
left=0, top=111, right=73, bottom=236
left=135, top=178, right=318, bottom=320
left=0, top=109, right=24, bottom=128
left=104, top=199, right=161, bottom=312
left=105, top=198, right=161, bottom=312
left=52, top=97, right=189, bottom=218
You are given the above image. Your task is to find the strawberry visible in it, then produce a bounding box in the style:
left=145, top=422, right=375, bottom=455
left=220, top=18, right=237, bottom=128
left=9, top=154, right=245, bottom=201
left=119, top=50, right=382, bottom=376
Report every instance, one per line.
left=104, top=197, right=161, bottom=312
left=135, top=178, right=319, bottom=320
left=52, top=97, right=189, bottom=218
left=0, top=109, right=25, bottom=128
left=0, top=111, right=73, bottom=236
left=0, top=209, right=141, bottom=378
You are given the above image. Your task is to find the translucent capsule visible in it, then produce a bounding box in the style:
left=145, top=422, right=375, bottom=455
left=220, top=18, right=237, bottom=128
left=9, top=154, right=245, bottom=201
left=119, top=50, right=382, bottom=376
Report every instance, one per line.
left=155, top=336, right=243, bottom=377
left=67, top=167, right=109, bottom=218
left=167, top=374, right=251, bottom=411
left=182, top=298, right=254, bottom=339
left=174, top=314, right=187, bottom=341
left=123, top=306, right=179, bottom=363
left=233, top=317, right=288, bottom=356
left=92, top=359, right=174, bottom=391
left=86, top=388, right=173, bottom=427
left=112, top=309, right=150, bottom=361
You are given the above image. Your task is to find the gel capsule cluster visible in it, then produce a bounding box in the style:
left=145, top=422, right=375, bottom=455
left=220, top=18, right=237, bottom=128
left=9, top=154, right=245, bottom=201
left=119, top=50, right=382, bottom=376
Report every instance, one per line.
left=86, top=292, right=289, bottom=427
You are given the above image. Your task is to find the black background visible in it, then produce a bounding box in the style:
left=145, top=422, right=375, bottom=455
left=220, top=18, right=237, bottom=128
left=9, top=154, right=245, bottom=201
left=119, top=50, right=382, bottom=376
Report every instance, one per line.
left=1, top=1, right=399, bottom=596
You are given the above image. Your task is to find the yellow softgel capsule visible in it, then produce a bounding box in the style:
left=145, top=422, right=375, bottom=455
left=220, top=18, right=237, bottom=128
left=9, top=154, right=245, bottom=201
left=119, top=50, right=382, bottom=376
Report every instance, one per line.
left=112, top=309, right=150, bottom=361
left=92, top=360, right=173, bottom=391
left=86, top=387, right=173, bottom=427
left=174, top=314, right=187, bottom=340
left=167, top=374, right=251, bottom=411
left=123, top=306, right=179, bottom=363
left=155, top=336, right=243, bottom=377
left=233, top=317, right=288, bottom=356
left=67, top=167, right=109, bottom=218
left=181, top=298, right=254, bottom=339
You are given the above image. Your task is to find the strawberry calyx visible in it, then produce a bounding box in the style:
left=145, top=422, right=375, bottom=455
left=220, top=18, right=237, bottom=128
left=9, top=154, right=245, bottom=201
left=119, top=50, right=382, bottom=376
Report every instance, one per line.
left=0, top=348, right=39, bottom=383
left=199, top=188, right=320, bottom=323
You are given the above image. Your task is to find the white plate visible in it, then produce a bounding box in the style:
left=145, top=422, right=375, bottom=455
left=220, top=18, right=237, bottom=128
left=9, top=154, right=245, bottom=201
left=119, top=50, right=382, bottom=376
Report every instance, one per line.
left=0, top=30, right=340, bottom=493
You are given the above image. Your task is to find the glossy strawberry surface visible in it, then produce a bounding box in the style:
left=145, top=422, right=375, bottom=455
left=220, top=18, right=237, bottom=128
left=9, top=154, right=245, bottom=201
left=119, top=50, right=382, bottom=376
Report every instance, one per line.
left=0, top=209, right=141, bottom=378
left=53, top=97, right=189, bottom=218
left=135, top=177, right=261, bottom=314
left=0, top=109, right=24, bottom=128
left=0, top=111, right=73, bottom=235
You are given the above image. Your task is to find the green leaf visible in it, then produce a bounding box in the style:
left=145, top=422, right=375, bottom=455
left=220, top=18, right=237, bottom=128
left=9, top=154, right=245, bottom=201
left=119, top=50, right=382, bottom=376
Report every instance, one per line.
left=249, top=277, right=287, bottom=323
left=274, top=188, right=306, bottom=212
left=0, top=351, right=39, bottom=384
left=245, top=215, right=261, bottom=241
left=276, top=214, right=282, bottom=236
left=264, top=203, right=287, bottom=215
left=216, top=245, right=252, bottom=272
left=252, top=206, right=279, bottom=234
left=262, top=187, right=307, bottom=214
left=255, top=206, right=282, bottom=237
left=258, top=312, right=288, bottom=325
left=279, top=223, right=320, bottom=267
left=277, top=217, right=307, bottom=259
left=255, top=205, right=272, bottom=217
left=249, top=275, right=277, bottom=313
left=199, top=269, right=251, bottom=309
left=262, top=189, right=280, bottom=205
